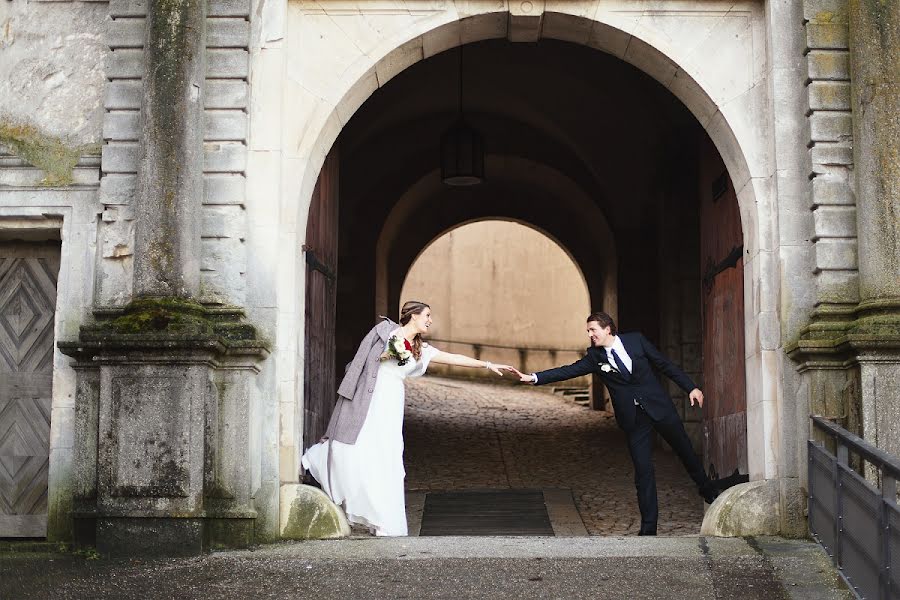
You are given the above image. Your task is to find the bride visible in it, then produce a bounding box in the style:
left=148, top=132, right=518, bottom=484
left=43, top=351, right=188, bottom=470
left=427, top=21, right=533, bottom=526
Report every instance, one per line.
left=301, top=300, right=511, bottom=536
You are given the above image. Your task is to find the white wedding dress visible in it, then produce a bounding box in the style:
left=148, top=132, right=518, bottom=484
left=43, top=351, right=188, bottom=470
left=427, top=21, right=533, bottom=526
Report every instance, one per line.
left=301, top=338, right=439, bottom=536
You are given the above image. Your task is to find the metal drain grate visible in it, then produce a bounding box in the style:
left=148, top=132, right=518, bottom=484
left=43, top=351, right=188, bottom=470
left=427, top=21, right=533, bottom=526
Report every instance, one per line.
left=418, top=489, right=555, bottom=536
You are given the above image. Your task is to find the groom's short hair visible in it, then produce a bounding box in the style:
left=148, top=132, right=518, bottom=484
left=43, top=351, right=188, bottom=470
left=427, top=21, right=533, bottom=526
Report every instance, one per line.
left=587, top=312, right=617, bottom=335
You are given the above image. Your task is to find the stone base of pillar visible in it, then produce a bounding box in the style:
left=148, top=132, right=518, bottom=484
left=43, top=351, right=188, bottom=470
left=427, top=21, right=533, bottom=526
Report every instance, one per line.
left=787, top=299, right=900, bottom=442
left=60, top=298, right=270, bottom=556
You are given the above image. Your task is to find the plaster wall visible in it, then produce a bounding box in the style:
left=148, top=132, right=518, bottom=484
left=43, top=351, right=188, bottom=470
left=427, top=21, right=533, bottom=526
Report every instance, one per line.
left=401, top=220, right=592, bottom=381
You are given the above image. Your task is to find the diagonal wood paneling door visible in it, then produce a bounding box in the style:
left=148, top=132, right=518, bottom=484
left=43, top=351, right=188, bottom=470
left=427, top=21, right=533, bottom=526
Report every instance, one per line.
left=0, top=242, right=60, bottom=537
left=303, top=147, right=339, bottom=455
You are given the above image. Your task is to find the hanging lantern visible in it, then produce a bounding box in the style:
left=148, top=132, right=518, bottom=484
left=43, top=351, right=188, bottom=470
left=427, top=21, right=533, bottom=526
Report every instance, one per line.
left=441, top=119, right=485, bottom=186
left=440, top=44, right=484, bottom=186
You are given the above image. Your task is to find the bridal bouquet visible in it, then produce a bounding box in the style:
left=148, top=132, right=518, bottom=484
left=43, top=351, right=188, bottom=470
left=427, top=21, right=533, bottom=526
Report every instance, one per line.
left=383, top=335, right=413, bottom=366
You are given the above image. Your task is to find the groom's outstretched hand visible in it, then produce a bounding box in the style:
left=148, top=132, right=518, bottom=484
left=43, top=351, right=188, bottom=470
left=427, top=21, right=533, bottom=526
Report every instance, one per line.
left=505, top=367, right=535, bottom=383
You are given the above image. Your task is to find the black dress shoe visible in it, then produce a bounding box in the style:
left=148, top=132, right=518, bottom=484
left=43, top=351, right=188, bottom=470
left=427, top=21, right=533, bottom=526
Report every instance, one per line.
left=638, top=523, right=657, bottom=536
left=302, top=471, right=323, bottom=490
left=699, top=484, right=721, bottom=505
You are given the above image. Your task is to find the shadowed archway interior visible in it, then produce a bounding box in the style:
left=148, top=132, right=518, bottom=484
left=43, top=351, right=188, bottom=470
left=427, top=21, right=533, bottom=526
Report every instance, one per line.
left=303, top=39, right=747, bottom=504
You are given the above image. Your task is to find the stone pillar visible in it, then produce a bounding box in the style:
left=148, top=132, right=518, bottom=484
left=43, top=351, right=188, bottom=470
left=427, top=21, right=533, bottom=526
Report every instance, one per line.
left=132, top=0, right=206, bottom=298
left=849, top=0, right=900, bottom=304
left=847, top=0, right=900, bottom=455
left=60, top=0, right=270, bottom=555
left=790, top=0, right=900, bottom=463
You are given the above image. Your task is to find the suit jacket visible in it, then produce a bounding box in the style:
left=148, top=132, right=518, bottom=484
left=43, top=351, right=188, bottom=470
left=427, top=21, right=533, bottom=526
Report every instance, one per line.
left=534, top=332, right=697, bottom=432
left=324, top=318, right=397, bottom=444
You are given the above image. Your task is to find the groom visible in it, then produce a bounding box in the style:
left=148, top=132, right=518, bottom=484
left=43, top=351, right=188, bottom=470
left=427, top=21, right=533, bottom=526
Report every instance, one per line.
left=510, top=312, right=719, bottom=536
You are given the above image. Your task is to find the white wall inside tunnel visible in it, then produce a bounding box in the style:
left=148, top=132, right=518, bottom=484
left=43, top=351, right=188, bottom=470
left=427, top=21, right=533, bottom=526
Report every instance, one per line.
left=400, top=220, right=592, bottom=381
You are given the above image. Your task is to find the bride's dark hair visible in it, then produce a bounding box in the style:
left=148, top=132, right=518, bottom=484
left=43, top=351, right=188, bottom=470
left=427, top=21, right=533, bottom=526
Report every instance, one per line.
left=399, top=300, right=430, bottom=360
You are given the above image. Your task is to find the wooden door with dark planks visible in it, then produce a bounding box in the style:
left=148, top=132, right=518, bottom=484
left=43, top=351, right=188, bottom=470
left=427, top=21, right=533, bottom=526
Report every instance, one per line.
left=303, top=147, right=340, bottom=454
left=699, top=136, right=748, bottom=482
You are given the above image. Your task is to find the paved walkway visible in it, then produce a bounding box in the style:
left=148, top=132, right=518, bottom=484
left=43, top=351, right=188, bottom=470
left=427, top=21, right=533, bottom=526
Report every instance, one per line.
left=0, top=537, right=851, bottom=599
left=404, top=376, right=704, bottom=536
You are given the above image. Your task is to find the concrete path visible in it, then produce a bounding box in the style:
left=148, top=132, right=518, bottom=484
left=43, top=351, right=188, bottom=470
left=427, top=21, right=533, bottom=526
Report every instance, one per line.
left=404, top=376, right=704, bottom=535
left=0, top=536, right=851, bottom=599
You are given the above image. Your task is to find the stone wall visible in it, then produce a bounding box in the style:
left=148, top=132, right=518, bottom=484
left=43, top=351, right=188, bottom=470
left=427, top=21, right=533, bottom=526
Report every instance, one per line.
left=401, top=220, right=591, bottom=382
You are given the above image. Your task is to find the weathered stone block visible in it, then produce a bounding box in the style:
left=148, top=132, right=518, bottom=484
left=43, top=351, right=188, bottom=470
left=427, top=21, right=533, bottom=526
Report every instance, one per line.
left=813, top=205, right=856, bottom=238
left=207, top=49, right=249, bottom=78
left=811, top=176, right=854, bottom=206
left=207, top=18, right=250, bottom=48
left=815, top=238, right=858, bottom=270
left=807, top=81, right=851, bottom=110
left=810, top=143, right=853, bottom=171
left=204, top=110, right=247, bottom=141
left=101, top=143, right=139, bottom=173
left=280, top=484, right=350, bottom=540
left=808, top=113, right=851, bottom=142
left=802, top=0, right=849, bottom=21
left=805, top=22, right=849, bottom=50
left=205, top=81, right=248, bottom=109
left=204, top=142, right=247, bottom=173
left=208, top=0, right=251, bottom=18
left=202, top=204, right=246, bottom=238
left=204, top=174, right=245, bottom=205
left=104, top=80, right=142, bottom=110
left=107, top=17, right=145, bottom=49
left=103, top=111, right=140, bottom=141
left=806, top=50, right=850, bottom=80
left=105, top=49, right=144, bottom=78
left=100, top=174, right=137, bottom=205
left=102, top=374, right=200, bottom=498
left=109, top=0, right=148, bottom=18
left=97, top=518, right=203, bottom=557
left=815, top=270, right=860, bottom=304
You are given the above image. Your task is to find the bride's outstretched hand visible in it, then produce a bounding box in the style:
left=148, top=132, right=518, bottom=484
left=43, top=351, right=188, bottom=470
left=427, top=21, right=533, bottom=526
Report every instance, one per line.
left=487, top=363, right=513, bottom=376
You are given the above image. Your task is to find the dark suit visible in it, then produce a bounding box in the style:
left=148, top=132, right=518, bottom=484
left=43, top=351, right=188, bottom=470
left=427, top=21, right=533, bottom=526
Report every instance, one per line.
left=534, top=332, right=712, bottom=533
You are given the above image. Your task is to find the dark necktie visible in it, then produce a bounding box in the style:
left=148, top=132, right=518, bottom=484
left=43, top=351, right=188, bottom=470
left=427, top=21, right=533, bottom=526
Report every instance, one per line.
left=611, top=349, right=631, bottom=380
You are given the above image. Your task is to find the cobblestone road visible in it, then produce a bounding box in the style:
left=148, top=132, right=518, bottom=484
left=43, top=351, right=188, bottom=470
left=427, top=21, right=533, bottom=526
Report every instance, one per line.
left=404, top=376, right=705, bottom=536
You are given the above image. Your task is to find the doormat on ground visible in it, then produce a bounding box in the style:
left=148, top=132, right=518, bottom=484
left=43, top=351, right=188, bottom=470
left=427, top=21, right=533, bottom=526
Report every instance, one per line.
left=418, top=489, right=554, bottom=536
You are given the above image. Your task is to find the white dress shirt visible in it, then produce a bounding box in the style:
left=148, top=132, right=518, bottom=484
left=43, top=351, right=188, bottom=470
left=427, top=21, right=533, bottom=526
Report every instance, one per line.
left=605, top=336, right=632, bottom=373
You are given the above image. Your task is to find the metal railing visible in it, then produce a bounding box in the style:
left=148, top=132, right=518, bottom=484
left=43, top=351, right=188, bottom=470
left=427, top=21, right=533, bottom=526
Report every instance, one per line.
left=426, top=338, right=584, bottom=366
left=809, top=415, right=900, bottom=599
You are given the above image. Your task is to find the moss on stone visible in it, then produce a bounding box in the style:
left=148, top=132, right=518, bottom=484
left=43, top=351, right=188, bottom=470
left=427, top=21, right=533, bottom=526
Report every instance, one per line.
left=0, top=120, right=97, bottom=186
left=107, top=297, right=213, bottom=335
left=75, top=298, right=271, bottom=352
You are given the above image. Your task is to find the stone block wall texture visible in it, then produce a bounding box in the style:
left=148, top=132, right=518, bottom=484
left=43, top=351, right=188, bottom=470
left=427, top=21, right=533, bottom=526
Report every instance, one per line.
left=0, top=0, right=107, bottom=188
left=97, top=0, right=251, bottom=307
left=803, top=0, right=858, bottom=309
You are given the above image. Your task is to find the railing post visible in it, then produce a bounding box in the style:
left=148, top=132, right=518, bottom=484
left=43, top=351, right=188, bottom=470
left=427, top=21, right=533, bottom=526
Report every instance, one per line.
left=881, top=473, right=896, bottom=600
left=836, top=440, right=848, bottom=571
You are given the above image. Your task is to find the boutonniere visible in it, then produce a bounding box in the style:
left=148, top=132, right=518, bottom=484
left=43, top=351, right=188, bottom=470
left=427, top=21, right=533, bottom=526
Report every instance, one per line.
left=599, top=361, right=620, bottom=374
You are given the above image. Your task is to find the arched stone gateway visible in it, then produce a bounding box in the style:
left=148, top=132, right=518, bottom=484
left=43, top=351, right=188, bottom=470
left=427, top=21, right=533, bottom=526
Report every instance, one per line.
left=26, top=0, right=895, bottom=550
left=279, top=4, right=790, bottom=538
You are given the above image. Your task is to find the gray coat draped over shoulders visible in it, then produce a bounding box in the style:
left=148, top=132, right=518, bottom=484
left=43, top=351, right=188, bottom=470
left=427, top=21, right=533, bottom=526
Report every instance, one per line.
left=323, top=318, right=397, bottom=445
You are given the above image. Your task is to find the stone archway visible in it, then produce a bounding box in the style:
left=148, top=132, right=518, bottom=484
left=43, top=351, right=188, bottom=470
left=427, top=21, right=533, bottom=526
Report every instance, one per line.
left=278, top=4, right=778, bottom=529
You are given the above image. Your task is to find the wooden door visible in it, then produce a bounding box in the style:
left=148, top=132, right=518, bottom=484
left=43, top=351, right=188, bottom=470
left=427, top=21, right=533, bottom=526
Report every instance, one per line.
left=303, top=147, right=339, bottom=453
left=699, top=137, right=747, bottom=482
left=0, top=242, right=60, bottom=537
